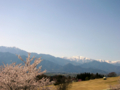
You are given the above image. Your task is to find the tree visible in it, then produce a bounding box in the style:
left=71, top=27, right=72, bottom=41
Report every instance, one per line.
left=55, top=75, right=72, bottom=90
left=107, top=72, right=117, bottom=77
left=57, top=80, right=71, bottom=90
left=51, top=75, right=72, bottom=90
left=0, top=53, right=55, bottom=90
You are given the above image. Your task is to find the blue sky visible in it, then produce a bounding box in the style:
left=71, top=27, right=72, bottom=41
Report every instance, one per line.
left=0, top=0, right=120, bottom=61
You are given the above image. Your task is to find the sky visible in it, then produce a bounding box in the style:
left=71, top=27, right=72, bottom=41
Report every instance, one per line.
left=0, top=0, right=120, bottom=61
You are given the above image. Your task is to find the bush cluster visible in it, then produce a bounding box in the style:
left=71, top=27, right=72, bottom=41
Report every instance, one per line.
left=76, top=72, right=104, bottom=81
left=36, top=75, right=72, bottom=90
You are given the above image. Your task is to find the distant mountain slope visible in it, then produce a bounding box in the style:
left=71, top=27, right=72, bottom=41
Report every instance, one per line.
left=0, top=52, right=25, bottom=65
left=58, top=63, right=107, bottom=74
left=0, top=52, right=107, bottom=73
left=0, top=52, right=62, bottom=72
left=80, top=60, right=120, bottom=73
left=0, top=46, right=120, bottom=74
left=0, top=46, right=28, bottom=56
left=0, top=46, right=79, bottom=66
left=37, top=59, right=62, bottom=72
left=1, top=46, right=120, bottom=66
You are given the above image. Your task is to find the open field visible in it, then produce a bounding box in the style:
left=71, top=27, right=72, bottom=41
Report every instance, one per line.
left=69, top=76, right=120, bottom=90
left=47, top=76, right=120, bottom=90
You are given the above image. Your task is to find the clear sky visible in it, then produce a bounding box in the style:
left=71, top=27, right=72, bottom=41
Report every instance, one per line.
left=0, top=0, right=120, bottom=61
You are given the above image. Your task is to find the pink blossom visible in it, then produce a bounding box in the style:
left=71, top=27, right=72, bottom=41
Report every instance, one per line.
left=0, top=53, right=55, bottom=90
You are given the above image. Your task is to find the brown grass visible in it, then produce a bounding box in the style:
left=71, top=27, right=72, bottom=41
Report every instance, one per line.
left=69, top=77, right=120, bottom=90
left=37, top=76, right=120, bottom=90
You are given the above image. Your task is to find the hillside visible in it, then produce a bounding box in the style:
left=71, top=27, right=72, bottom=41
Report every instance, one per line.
left=51, top=76, right=120, bottom=90
left=0, top=52, right=107, bottom=74
left=70, top=77, right=120, bottom=90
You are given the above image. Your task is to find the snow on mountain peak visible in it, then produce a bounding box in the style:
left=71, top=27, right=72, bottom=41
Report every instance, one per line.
left=61, top=56, right=120, bottom=64
left=62, top=56, right=91, bottom=60
left=61, top=56, right=93, bottom=63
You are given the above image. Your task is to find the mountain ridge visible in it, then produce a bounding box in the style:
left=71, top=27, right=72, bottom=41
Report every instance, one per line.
left=0, top=46, right=120, bottom=74
left=61, top=56, right=120, bottom=66
left=1, top=46, right=120, bottom=65
left=0, top=52, right=107, bottom=74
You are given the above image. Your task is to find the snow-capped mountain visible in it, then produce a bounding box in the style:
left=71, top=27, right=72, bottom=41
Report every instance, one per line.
left=61, top=56, right=120, bottom=66
left=0, top=46, right=120, bottom=73
left=61, top=56, right=94, bottom=64
left=96, top=59, right=119, bottom=63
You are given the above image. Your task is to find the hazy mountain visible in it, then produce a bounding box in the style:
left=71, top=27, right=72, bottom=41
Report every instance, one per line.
left=80, top=60, right=120, bottom=73
left=1, top=46, right=120, bottom=66
left=0, top=52, right=26, bottom=65
left=111, top=61, right=120, bottom=66
left=0, top=46, right=28, bottom=56
left=58, top=63, right=107, bottom=74
left=0, top=52, right=62, bottom=72
left=62, top=56, right=120, bottom=66
left=0, top=52, right=107, bottom=74
left=0, top=46, right=120, bottom=74
left=37, top=59, right=62, bottom=72
left=0, top=46, right=79, bottom=66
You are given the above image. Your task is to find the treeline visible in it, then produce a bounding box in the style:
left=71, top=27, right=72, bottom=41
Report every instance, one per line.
left=36, top=72, right=104, bottom=85
left=76, top=72, right=104, bottom=81
left=36, top=74, right=71, bottom=85
left=36, top=74, right=72, bottom=90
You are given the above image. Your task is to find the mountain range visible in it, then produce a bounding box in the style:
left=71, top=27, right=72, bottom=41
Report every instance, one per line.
left=61, top=56, right=120, bottom=66
left=0, top=46, right=120, bottom=74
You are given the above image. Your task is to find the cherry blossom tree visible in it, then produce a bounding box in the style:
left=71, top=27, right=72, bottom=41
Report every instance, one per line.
left=0, top=53, right=55, bottom=90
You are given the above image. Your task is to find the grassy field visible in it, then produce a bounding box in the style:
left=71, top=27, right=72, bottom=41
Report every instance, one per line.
left=37, top=76, right=120, bottom=90
left=68, top=76, right=120, bottom=90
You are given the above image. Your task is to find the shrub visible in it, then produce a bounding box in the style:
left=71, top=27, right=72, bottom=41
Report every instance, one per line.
left=76, top=72, right=104, bottom=81
left=53, top=75, right=72, bottom=90
left=56, top=79, right=72, bottom=90
left=107, top=72, right=117, bottom=77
